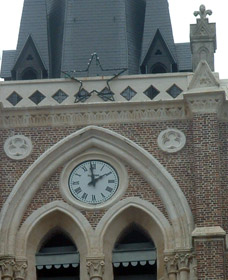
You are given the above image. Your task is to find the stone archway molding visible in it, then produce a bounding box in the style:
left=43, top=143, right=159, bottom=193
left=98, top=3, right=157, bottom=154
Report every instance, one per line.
left=0, top=125, right=194, bottom=256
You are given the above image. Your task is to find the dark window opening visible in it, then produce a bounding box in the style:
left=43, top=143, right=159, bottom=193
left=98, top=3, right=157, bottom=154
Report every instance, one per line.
left=21, top=68, right=37, bottom=80
left=151, top=63, right=167, bottom=74
left=155, top=49, right=162, bottom=55
left=36, top=232, right=79, bottom=280
left=113, top=224, right=157, bottom=280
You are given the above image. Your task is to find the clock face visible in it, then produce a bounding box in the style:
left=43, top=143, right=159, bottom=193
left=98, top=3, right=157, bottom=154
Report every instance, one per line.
left=68, top=160, right=119, bottom=205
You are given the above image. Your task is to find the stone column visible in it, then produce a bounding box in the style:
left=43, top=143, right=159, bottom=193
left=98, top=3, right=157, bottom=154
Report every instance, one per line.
left=86, top=257, right=105, bottom=280
left=0, top=257, right=15, bottom=280
left=13, top=260, right=27, bottom=280
left=164, top=255, right=177, bottom=280
left=176, top=253, right=193, bottom=280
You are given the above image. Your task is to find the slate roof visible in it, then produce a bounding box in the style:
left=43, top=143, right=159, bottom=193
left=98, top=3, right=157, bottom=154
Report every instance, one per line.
left=175, top=43, right=192, bottom=71
left=1, top=0, right=193, bottom=79
left=141, top=0, right=177, bottom=64
left=0, top=51, right=16, bottom=78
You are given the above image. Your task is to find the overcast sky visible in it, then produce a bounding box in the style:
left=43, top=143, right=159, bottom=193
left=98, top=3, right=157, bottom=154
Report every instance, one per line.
left=0, top=0, right=227, bottom=78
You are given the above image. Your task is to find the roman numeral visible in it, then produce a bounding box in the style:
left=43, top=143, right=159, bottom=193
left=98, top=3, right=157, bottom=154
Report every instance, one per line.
left=100, top=164, right=105, bottom=171
left=81, top=166, right=87, bottom=172
left=108, top=180, right=115, bottom=183
left=106, top=186, right=113, bottom=193
left=92, top=195, right=96, bottom=202
left=92, top=163, right=96, bottom=169
left=101, top=193, right=105, bottom=198
left=82, top=193, right=88, bottom=200
left=74, top=187, right=82, bottom=194
left=72, top=181, right=79, bottom=185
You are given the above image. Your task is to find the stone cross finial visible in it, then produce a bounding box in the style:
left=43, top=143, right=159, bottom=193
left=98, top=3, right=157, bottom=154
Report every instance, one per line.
left=194, top=4, right=212, bottom=19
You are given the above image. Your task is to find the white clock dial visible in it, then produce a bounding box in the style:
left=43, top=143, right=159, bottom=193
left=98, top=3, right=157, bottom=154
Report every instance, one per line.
left=68, top=160, right=119, bottom=204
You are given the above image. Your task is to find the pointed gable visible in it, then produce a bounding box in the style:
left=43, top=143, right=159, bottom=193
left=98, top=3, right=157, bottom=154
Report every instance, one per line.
left=141, top=0, right=177, bottom=66
left=14, top=0, right=50, bottom=74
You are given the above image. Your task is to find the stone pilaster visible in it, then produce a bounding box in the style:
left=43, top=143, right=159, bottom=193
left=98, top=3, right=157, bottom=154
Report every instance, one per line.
left=185, top=91, right=224, bottom=227
left=192, top=227, right=226, bottom=279
left=0, top=257, right=28, bottom=280
left=86, top=257, right=105, bottom=280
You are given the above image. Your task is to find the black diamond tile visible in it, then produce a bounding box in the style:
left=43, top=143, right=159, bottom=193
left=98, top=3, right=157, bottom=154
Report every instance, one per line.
left=75, top=89, right=91, bottom=103
left=166, top=84, right=183, bottom=98
left=98, top=87, right=115, bottom=101
left=52, top=89, right=68, bottom=104
left=29, top=90, right=46, bottom=104
left=121, top=86, right=137, bottom=101
left=143, top=85, right=160, bottom=100
left=7, top=91, right=22, bottom=106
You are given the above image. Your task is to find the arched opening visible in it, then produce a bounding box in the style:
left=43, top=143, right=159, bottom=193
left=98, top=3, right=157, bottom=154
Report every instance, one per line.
left=112, top=224, right=157, bottom=280
left=151, top=63, right=167, bottom=74
left=21, top=68, right=38, bottom=80
left=36, top=230, right=80, bottom=280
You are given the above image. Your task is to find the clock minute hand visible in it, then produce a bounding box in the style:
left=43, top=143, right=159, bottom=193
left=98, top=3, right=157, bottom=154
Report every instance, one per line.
left=89, top=162, right=96, bottom=187
left=93, top=172, right=112, bottom=184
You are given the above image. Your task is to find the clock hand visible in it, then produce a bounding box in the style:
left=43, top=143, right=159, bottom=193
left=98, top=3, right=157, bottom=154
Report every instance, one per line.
left=92, top=172, right=112, bottom=184
left=89, top=162, right=96, bottom=187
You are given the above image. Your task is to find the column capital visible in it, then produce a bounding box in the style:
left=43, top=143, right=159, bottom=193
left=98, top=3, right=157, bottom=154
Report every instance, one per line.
left=86, top=256, right=105, bottom=280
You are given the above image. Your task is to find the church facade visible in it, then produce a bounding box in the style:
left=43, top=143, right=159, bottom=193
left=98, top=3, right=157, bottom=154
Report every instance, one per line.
left=0, top=1, right=227, bottom=280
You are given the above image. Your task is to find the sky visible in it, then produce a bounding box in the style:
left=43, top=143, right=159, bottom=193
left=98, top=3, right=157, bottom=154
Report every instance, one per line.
left=0, top=0, right=227, bottom=78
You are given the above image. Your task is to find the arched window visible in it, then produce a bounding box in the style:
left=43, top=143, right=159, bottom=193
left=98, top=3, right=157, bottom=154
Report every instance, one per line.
left=151, top=63, right=167, bottom=74
left=112, top=224, right=157, bottom=280
left=21, top=68, right=38, bottom=80
left=36, top=231, right=80, bottom=280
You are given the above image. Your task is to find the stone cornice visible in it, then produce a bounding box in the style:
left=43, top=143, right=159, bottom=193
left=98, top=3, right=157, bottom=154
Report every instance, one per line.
left=192, top=226, right=226, bottom=238
left=0, top=100, right=189, bottom=128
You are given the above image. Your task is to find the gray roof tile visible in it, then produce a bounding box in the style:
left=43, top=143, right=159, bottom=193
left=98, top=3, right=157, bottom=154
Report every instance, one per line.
left=1, top=51, right=16, bottom=78
left=175, top=43, right=192, bottom=71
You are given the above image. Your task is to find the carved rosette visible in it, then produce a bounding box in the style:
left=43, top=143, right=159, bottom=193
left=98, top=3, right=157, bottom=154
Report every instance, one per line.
left=157, top=128, right=186, bottom=153
left=0, top=258, right=27, bottom=280
left=4, top=135, right=33, bottom=160
left=86, top=257, right=105, bottom=280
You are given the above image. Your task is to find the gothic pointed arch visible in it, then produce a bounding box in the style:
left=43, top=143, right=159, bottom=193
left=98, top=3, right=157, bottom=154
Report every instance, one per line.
left=0, top=126, right=194, bottom=257
left=96, top=197, right=173, bottom=279
left=16, top=201, right=92, bottom=279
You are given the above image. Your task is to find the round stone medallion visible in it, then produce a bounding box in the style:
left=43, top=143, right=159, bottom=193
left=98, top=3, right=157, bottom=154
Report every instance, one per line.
left=157, top=129, right=186, bottom=153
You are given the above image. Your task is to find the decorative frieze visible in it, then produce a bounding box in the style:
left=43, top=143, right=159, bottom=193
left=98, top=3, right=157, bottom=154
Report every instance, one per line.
left=0, top=102, right=188, bottom=128
left=86, top=257, right=105, bottom=280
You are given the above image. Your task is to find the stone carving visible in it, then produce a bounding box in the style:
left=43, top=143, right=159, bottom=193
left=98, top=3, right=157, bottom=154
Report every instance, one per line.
left=0, top=257, right=15, bottom=280
left=188, top=60, right=220, bottom=90
left=0, top=104, right=188, bottom=128
left=4, top=135, right=33, bottom=160
left=194, top=4, right=212, bottom=19
left=13, top=260, right=28, bottom=280
left=157, top=129, right=186, bottom=153
left=190, top=5, right=216, bottom=71
left=86, top=257, right=105, bottom=280
left=0, top=258, right=28, bottom=280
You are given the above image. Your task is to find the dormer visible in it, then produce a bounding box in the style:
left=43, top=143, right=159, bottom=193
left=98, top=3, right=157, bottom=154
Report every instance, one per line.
left=11, top=35, right=48, bottom=80
left=141, top=30, right=177, bottom=74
